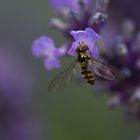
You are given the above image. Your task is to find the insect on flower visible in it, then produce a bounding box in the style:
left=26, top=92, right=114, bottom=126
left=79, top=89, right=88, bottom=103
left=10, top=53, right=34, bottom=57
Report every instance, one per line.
left=48, top=28, right=124, bottom=92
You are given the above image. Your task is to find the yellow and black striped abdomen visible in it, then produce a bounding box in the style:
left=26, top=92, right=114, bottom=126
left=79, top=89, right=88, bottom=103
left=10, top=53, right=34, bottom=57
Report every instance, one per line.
left=77, top=51, right=95, bottom=85
left=81, top=68, right=95, bottom=85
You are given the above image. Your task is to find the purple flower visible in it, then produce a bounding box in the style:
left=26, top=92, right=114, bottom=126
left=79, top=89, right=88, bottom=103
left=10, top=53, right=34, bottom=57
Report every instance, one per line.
left=99, top=18, right=140, bottom=120
left=32, top=0, right=108, bottom=72
left=49, top=0, right=93, bottom=12
left=68, top=28, right=101, bottom=57
left=32, top=36, right=66, bottom=70
left=49, top=0, right=107, bottom=37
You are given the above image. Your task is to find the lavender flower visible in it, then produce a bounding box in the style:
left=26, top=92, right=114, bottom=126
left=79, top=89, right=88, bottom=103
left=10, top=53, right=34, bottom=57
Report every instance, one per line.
left=32, top=0, right=140, bottom=138
left=49, top=0, right=108, bottom=37
left=32, top=36, right=66, bottom=70
left=100, top=19, right=140, bottom=119
left=32, top=0, right=140, bottom=121
left=32, top=0, right=108, bottom=70
left=68, top=28, right=101, bottom=57
left=49, top=0, right=93, bottom=12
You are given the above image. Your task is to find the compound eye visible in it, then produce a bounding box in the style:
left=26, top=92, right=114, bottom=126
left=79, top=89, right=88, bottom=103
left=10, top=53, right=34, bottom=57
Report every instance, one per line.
left=82, top=45, right=89, bottom=51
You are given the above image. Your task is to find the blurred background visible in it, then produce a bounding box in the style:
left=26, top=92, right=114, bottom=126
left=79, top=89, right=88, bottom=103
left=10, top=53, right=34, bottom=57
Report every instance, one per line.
left=0, top=0, right=140, bottom=140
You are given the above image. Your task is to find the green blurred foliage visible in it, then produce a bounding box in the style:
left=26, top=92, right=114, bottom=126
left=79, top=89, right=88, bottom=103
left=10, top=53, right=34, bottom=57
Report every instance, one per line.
left=0, top=0, right=140, bottom=140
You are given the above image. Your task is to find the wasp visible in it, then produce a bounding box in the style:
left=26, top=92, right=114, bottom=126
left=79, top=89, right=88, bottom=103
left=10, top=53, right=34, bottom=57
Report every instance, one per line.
left=48, top=42, right=124, bottom=92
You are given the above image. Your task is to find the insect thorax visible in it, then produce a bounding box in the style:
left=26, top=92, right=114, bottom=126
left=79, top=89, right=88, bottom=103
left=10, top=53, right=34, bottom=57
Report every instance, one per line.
left=78, top=53, right=89, bottom=63
left=76, top=44, right=90, bottom=66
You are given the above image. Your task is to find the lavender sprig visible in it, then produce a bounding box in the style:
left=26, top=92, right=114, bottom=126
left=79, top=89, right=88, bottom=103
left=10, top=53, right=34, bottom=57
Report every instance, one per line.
left=101, top=19, right=140, bottom=119
left=32, top=0, right=108, bottom=70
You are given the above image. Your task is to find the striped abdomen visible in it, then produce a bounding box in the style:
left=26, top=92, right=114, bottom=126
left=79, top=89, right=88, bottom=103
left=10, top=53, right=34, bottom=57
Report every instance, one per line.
left=81, top=66, right=95, bottom=85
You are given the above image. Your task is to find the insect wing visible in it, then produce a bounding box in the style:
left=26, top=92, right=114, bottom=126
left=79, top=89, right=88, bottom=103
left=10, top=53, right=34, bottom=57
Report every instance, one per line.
left=91, top=59, right=124, bottom=80
left=48, top=61, right=79, bottom=92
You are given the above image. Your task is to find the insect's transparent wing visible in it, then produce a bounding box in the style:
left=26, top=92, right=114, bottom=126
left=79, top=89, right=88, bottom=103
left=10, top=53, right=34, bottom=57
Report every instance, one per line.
left=48, top=60, right=79, bottom=92
left=91, top=58, right=124, bottom=80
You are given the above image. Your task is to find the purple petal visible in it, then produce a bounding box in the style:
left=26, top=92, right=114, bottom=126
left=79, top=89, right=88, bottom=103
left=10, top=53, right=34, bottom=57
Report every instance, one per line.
left=85, top=28, right=101, bottom=40
left=44, top=58, right=61, bottom=70
left=48, top=0, right=65, bottom=11
left=49, top=0, right=93, bottom=12
left=57, top=44, right=68, bottom=56
left=67, top=42, right=78, bottom=56
left=90, top=46, right=99, bottom=58
left=70, top=30, right=86, bottom=41
left=49, top=0, right=78, bottom=11
left=52, top=46, right=67, bottom=58
left=32, top=36, right=55, bottom=58
left=83, top=0, right=93, bottom=6
left=70, top=28, right=101, bottom=40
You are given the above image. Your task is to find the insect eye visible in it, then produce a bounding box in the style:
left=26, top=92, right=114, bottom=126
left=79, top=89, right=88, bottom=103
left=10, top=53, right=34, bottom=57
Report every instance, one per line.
left=82, top=45, right=89, bottom=51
